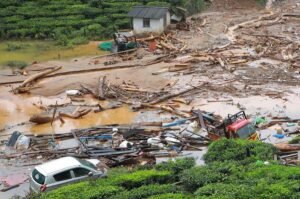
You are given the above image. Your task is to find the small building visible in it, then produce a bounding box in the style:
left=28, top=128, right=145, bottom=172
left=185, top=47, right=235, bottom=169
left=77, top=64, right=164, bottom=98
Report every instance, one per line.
left=128, top=6, right=171, bottom=34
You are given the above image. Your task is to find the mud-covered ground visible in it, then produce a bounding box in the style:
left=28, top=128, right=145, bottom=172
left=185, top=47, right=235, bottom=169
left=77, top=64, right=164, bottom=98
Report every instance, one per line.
left=1, top=0, right=300, bottom=198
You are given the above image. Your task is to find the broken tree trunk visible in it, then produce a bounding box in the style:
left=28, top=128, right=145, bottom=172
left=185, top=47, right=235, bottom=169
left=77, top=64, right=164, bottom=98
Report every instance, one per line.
left=30, top=114, right=57, bottom=124
left=20, top=66, right=62, bottom=87
left=14, top=66, right=62, bottom=93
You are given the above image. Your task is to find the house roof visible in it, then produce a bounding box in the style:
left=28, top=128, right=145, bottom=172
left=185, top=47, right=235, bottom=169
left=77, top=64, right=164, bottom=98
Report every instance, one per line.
left=128, top=6, right=169, bottom=19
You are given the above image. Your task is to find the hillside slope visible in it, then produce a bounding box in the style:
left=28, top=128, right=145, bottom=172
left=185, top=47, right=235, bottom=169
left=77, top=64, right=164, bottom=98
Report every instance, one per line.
left=0, top=0, right=144, bottom=45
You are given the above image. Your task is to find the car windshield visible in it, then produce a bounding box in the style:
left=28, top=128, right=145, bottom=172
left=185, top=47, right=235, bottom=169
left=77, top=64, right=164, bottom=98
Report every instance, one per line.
left=32, top=169, right=45, bottom=185
left=76, top=158, right=96, bottom=169
left=236, top=123, right=256, bottom=139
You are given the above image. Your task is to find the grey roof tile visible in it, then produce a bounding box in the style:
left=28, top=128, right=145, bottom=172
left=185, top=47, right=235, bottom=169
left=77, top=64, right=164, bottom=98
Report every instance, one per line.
left=128, top=6, right=169, bottom=19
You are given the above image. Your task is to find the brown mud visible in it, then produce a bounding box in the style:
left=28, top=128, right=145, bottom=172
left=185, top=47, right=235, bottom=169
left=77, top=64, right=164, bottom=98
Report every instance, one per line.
left=1, top=0, right=300, bottom=197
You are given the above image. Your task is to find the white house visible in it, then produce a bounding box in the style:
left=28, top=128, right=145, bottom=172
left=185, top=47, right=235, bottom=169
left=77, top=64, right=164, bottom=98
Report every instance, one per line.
left=128, top=6, right=171, bottom=34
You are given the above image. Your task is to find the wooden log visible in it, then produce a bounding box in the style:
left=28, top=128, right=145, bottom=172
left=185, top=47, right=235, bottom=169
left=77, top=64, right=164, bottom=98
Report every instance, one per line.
left=122, top=87, right=148, bottom=92
left=180, top=44, right=188, bottom=52
left=142, top=104, right=190, bottom=118
left=29, top=114, right=54, bottom=124
left=1, top=64, right=141, bottom=86
left=160, top=41, right=177, bottom=51
left=282, top=13, right=300, bottom=18
left=275, top=143, right=300, bottom=152
left=149, top=83, right=207, bottom=105
left=19, top=66, right=62, bottom=88
left=59, top=108, right=91, bottom=119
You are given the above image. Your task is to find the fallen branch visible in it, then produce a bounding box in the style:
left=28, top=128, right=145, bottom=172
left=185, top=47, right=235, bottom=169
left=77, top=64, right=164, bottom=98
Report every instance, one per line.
left=13, top=66, right=62, bottom=93
left=20, top=66, right=61, bottom=88
left=59, top=108, right=91, bottom=119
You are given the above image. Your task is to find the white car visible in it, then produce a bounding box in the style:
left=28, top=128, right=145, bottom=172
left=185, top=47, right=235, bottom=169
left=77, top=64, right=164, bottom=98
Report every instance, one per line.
left=30, top=157, right=107, bottom=193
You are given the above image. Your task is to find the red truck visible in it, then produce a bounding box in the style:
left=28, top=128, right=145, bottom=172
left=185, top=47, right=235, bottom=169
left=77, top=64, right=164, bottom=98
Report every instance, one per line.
left=205, top=111, right=258, bottom=140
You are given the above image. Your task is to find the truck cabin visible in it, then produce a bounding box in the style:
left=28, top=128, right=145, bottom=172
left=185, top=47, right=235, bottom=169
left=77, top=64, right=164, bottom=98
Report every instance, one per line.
left=226, top=119, right=256, bottom=139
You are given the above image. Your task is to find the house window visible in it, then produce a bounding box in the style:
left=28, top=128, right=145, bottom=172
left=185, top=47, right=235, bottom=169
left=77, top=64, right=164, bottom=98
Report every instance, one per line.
left=143, top=18, right=150, bottom=28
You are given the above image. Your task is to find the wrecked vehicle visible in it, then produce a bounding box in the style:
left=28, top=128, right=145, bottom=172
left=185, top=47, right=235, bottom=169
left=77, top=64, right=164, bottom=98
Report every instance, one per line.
left=207, top=111, right=258, bottom=140
left=30, top=157, right=107, bottom=193
left=111, top=31, right=137, bottom=53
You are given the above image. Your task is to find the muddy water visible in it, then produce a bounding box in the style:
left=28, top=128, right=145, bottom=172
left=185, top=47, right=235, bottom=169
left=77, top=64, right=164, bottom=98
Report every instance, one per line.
left=28, top=106, right=136, bottom=135
left=196, top=93, right=300, bottom=119
left=0, top=41, right=105, bottom=67
left=0, top=88, right=136, bottom=136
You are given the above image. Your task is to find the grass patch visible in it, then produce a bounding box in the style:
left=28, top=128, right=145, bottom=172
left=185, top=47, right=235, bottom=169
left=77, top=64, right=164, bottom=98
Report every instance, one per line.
left=256, top=0, right=268, bottom=6
left=5, top=60, right=28, bottom=69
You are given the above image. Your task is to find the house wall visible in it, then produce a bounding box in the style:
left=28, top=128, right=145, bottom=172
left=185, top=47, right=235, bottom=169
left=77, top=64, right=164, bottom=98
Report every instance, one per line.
left=166, top=12, right=171, bottom=26
left=132, top=11, right=171, bottom=34
left=133, top=18, right=163, bottom=33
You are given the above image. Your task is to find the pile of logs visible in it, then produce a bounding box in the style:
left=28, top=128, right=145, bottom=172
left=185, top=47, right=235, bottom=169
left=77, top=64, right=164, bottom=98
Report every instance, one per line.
left=80, top=76, right=166, bottom=103
left=138, top=32, right=188, bottom=53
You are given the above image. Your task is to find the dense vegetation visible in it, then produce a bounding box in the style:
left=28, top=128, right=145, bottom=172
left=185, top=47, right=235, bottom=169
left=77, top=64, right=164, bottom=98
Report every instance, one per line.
left=27, top=139, right=300, bottom=199
left=0, top=0, right=206, bottom=46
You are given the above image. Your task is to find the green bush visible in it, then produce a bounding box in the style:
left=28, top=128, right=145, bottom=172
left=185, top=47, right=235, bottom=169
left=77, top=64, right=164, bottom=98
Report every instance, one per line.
left=111, top=184, right=178, bottom=199
left=184, top=0, right=206, bottom=15
left=254, top=180, right=293, bottom=199
left=204, top=139, right=276, bottom=164
left=149, top=193, right=192, bottom=199
left=289, top=136, right=300, bottom=144
left=245, top=165, right=300, bottom=181
left=180, top=166, right=226, bottom=192
left=155, top=157, right=195, bottom=179
left=6, top=42, right=28, bottom=51
left=111, top=169, right=173, bottom=189
left=42, top=182, right=123, bottom=199
left=195, top=183, right=254, bottom=199
left=256, top=0, right=268, bottom=6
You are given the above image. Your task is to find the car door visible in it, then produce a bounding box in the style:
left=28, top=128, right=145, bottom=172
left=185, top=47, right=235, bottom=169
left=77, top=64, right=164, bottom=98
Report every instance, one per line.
left=71, top=167, right=92, bottom=183
left=47, top=170, right=75, bottom=191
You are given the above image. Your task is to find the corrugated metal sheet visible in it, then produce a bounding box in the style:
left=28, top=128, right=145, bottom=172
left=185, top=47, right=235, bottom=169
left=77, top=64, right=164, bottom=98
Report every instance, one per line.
left=128, top=6, right=169, bottom=19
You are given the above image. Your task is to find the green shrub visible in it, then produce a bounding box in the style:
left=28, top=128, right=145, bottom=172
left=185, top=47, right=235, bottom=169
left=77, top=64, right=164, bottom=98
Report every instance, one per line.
left=289, top=136, right=300, bottom=144
left=42, top=182, right=123, bottom=199
left=245, top=165, right=300, bottom=181
left=149, top=193, right=191, bottom=199
left=6, top=42, right=28, bottom=51
left=256, top=0, right=268, bottom=6
left=195, top=183, right=254, bottom=199
left=184, top=0, right=206, bottom=15
left=69, top=36, right=88, bottom=45
left=5, top=60, right=28, bottom=69
left=204, top=139, right=276, bottom=164
left=111, top=184, right=178, bottom=199
left=254, top=180, right=293, bottom=199
left=111, top=169, right=173, bottom=189
left=180, top=166, right=226, bottom=192
left=155, top=157, right=195, bottom=178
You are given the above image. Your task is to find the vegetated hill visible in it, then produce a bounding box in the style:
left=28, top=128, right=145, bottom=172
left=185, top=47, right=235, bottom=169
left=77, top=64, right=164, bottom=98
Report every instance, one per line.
left=0, top=0, right=206, bottom=46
